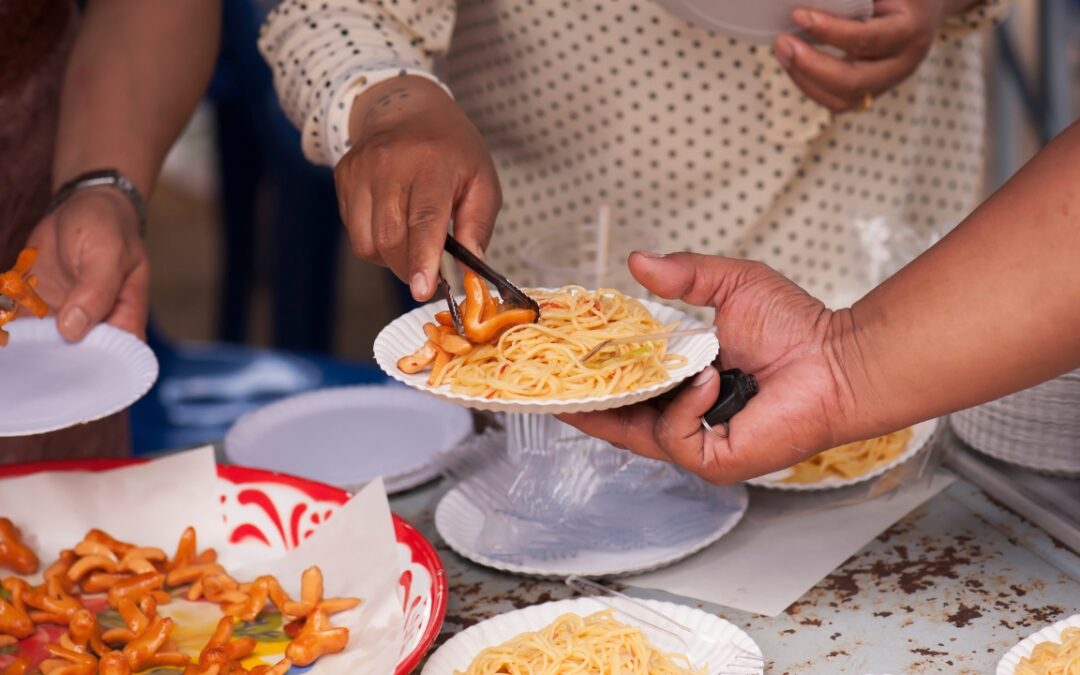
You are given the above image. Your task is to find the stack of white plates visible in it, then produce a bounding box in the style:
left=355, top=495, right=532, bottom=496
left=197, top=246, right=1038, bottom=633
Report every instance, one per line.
left=951, top=369, right=1080, bottom=477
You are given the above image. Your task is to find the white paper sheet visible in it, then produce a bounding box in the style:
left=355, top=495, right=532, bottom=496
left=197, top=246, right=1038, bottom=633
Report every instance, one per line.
left=0, top=450, right=404, bottom=673
left=231, top=478, right=404, bottom=675
left=626, top=471, right=955, bottom=617
left=0, top=446, right=226, bottom=571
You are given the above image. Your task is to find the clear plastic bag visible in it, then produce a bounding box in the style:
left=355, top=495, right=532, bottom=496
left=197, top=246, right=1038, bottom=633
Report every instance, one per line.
left=440, top=415, right=746, bottom=564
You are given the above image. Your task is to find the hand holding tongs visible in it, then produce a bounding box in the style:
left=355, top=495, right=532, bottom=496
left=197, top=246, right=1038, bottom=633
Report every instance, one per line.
left=438, top=234, right=540, bottom=335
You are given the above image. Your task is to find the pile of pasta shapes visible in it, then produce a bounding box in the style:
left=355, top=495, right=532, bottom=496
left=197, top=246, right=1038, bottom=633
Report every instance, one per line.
left=0, top=517, right=359, bottom=675
left=0, top=248, right=49, bottom=347
left=397, top=270, right=537, bottom=384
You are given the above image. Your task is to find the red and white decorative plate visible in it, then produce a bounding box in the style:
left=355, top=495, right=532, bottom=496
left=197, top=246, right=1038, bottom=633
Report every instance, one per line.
left=0, top=458, right=448, bottom=675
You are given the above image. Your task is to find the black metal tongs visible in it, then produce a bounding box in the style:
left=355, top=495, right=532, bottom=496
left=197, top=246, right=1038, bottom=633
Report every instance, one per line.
left=442, top=233, right=755, bottom=432
left=439, top=234, right=541, bottom=335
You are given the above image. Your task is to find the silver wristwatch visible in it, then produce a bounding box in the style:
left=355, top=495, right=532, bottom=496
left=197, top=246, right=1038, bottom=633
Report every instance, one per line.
left=48, top=168, right=147, bottom=235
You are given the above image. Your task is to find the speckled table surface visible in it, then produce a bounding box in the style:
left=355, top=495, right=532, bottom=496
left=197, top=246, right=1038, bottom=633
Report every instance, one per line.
left=391, top=463, right=1080, bottom=674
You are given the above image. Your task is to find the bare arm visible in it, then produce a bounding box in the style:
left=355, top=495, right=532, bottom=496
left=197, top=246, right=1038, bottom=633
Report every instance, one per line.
left=53, top=0, right=221, bottom=193
left=29, top=0, right=220, bottom=341
left=840, top=119, right=1080, bottom=436
left=562, top=120, right=1080, bottom=484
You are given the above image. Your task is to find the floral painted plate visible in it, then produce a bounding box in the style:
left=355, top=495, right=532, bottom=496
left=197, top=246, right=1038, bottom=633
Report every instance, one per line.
left=0, top=458, right=447, bottom=674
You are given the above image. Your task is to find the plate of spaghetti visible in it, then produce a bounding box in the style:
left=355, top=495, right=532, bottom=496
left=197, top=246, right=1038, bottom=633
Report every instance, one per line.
left=997, top=613, right=1080, bottom=675
left=420, top=597, right=763, bottom=675
left=373, top=273, right=719, bottom=414
left=745, top=419, right=939, bottom=491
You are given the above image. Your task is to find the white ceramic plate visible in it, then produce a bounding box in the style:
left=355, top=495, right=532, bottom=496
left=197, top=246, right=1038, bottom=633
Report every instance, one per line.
left=422, top=597, right=763, bottom=675
left=0, top=318, right=158, bottom=436
left=224, top=385, right=472, bottom=494
left=373, top=294, right=719, bottom=415
left=997, top=613, right=1080, bottom=675
left=745, top=418, right=940, bottom=491
left=434, top=482, right=748, bottom=578
left=655, top=0, right=871, bottom=42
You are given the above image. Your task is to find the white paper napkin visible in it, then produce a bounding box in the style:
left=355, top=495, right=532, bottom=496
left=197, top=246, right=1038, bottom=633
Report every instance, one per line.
left=231, top=478, right=404, bottom=675
left=626, top=470, right=955, bottom=617
left=0, top=446, right=226, bottom=571
left=0, top=450, right=404, bottom=673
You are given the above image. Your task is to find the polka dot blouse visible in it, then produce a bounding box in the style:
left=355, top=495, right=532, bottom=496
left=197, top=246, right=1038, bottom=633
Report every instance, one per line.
left=259, top=0, right=1009, bottom=310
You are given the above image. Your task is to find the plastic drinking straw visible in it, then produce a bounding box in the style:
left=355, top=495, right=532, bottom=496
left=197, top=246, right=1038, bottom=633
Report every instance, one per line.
left=594, top=205, right=611, bottom=290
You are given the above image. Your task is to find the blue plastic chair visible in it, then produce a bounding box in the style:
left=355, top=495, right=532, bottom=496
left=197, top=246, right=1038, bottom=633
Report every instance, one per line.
left=129, top=320, right=388, bottom=454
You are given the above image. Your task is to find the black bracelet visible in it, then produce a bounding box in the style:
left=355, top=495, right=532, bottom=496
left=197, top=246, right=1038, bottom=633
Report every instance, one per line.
left=48, top=168, right=147, bottom=236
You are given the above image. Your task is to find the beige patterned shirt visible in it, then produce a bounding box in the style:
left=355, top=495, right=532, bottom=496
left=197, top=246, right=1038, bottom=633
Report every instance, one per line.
left=260, top=0, right=1008, bottom=310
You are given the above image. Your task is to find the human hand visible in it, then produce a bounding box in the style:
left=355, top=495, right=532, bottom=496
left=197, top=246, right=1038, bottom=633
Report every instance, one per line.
left=773, top=0, right=949, bottom=113
left=335, top=76, right=501, bottom=301
left=558, top=252, right=874, bottom=484
left=27, top=188, right=150, bottom=341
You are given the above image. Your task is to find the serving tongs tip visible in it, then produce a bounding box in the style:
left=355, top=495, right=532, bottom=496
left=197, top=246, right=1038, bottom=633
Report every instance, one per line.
left=442, top=234, right=540, bottom=324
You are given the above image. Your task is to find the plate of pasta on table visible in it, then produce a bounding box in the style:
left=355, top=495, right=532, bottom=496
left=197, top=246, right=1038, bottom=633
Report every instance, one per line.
left=420, top=597, right=763, bottom=675
left=997, top=613, right=1080, bottom=675
left=373, top=273, right=719, bottom=414
left=745, top=419, right=940, bottom=491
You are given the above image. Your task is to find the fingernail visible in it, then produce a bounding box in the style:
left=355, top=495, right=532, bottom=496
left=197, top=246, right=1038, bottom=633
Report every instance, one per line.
left=635, top=250, right=667, bottom=259
left=792, top=8, right=815, bottom=28
left=691, top=366, right=716, bottom=387
left=411, top=273, right=430, bottom=300
left=61, top=307, right=89, bottom=339
left=775, top=38, right=795, bottom=69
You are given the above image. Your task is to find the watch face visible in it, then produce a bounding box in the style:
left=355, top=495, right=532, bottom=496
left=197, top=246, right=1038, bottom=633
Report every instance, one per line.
left=51, top=169, right=147, bottom=231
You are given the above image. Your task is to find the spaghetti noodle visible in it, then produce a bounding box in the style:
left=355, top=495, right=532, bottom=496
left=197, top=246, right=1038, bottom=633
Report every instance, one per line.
left=434, top=286, right=686, bottom=400
left=1016, top=626, right=1080, bottom=675
left=783, top=428, right=914, bottom=484
left=455, top=611, right=704, bottom=675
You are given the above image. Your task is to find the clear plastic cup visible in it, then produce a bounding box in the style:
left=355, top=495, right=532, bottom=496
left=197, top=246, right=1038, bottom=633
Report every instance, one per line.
left=518, top=223, right=658, bottom=295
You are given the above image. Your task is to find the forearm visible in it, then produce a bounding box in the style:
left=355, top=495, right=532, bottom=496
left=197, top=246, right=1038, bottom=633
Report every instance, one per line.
left=258, top=0, right=456, bottom=166
left=347, top=76, right=455, bottom=144
left=837, top=120, right=1080, bottom=435
left=53, top=0, right=221, bottom=195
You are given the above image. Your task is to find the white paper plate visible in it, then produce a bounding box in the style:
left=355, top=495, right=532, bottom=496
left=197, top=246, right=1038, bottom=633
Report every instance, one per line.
left=434, top=482, right=748, bottom=578
left=0, top=318, right=158, bottom=436
left=373, top=294, right=719, bottom=415
left=997, top=613, right=1080, bottom=675
left=422, top=597, right=763, bottom=675
left=655, top=0, right=872, bottom=42
left=224, top=385, right=472, bottom=494
left=745, top=418, right=940, bottom=491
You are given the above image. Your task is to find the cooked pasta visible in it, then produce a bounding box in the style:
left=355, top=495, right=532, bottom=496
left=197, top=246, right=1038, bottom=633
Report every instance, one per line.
left=455, top=611, right=704, bottom=675
left=783, top=428, right=914, bottom=484
left=432, top=286, right=686, bottom=400
left=1016, top=627, right=1080, bottom=675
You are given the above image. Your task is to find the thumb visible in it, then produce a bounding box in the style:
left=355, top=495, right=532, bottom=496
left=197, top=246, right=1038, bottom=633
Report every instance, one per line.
left=628, top=251, right=761, bottom=309
left=452, top=173, right=501, bottom=258
left=57, top=245, right=126, bottom=342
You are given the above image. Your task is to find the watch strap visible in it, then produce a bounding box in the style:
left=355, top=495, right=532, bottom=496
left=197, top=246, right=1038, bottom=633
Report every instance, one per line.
left=48, top=169, right=147, bottom=235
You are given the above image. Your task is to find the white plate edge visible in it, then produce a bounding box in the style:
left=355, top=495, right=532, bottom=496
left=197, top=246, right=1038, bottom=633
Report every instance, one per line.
left=745, top=418, right=941, bottom=492
left=433, top=483, right=749, bottom=579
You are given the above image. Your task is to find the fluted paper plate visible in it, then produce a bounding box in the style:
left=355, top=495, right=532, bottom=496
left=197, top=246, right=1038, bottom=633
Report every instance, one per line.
left=0, top=318, right=158, bottom=436
left=421, top=597, right=763, bottom=675
left=745, top=418, right=940, bottom=491
left=225, top=385, right=472, bottom=494
left=373, top=293, right=719, bottom=415
left=997, top=613, right=1080, bottom=675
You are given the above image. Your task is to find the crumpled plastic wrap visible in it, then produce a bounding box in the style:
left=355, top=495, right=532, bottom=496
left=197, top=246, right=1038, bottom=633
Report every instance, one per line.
left=440, top=416, right=745, bottom=564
